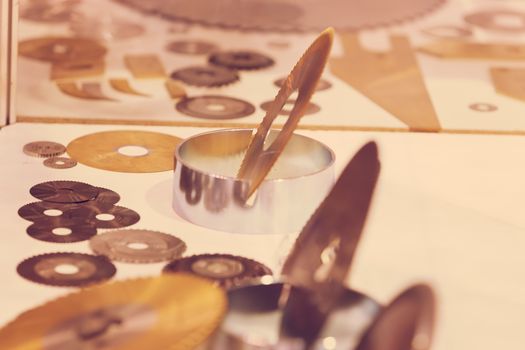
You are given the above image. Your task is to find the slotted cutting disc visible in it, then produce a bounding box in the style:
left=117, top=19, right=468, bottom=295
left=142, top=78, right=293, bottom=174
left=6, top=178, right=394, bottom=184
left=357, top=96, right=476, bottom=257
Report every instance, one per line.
left=67, top=130, right=182, bottom=173
left=0, top=275, right=226, bottom=350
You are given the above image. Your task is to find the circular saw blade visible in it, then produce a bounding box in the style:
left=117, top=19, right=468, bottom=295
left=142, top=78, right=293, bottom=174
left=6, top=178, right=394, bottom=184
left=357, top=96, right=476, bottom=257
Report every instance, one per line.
left=0, top=275, right=226, bottom=350
left=119, top=0, right=446, bottom=32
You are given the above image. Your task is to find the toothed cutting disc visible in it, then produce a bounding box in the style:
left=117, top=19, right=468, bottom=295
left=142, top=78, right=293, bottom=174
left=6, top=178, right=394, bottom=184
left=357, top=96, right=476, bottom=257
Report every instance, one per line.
left=18, top=188, right=120, bottom=222
left=27, top=220, right=97, bottom=243
left=30, top=181, right=99, bottom=203
left=0, top=275, right=226, bottom=350
left=19, top=36, right=106, bottom=62
left=67, top=130, right=182, bottom=173
left=170, top=66, right=239, bottom=87
left=163, top=253, right=272, bottom=288
left=18, top=201, right=81, bottom=222
left=90, top=229, right=187, bottom=263
left=175, top=95, right=255, bottom=119
left=43, top=157, right=77, bottom=169
left=72, top=205, right=140, bottom=229
left=23, top=141, right=66, bottom=158
left=128, top=0, right=445, bottom=32
left=17, top=252, right=116, bottom=287
left=209, top=50, right=274, bottom=70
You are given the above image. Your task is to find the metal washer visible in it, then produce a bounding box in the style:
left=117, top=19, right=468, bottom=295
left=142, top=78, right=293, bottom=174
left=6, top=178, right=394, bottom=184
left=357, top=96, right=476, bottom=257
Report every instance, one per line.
left=18, top=201, right=82, bottom=222
left=72, top=205, right=140, bottom=229
left=30, top=181, right=99, bottom=204
left=469, top=103, right=498, bottom=112
left=176, top=95, right=255, bottom=120
left=17, top=252, right=116, bottom=287
left=23, top=141, right=66, bottom=158
left=163, top=253, right=272, bottom=288
left=209, top=50, right=274, bottom=70
left=43, top=157, right=77, bottom=169
left=27, top=220, right=97, bottom=243
left=170, top=66, right=239, bottom=87
left=89, top=229, right=187, bottom=263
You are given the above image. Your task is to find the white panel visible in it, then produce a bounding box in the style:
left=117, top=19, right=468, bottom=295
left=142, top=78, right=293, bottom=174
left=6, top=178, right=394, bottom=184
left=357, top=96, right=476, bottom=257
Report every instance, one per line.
left=0, top=0, right=17, bottom=126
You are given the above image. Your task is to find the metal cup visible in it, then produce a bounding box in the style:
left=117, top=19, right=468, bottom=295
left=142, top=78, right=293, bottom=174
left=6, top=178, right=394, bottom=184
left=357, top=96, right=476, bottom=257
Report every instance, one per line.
left=173, top=129, right=335, bottom=234
left=205, top=279, right=381, bottom=349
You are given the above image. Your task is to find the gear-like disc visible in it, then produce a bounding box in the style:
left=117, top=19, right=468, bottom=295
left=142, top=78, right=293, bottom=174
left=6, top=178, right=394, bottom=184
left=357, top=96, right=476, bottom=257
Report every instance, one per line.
left=30, top=181, right=99, bottom=204
left=90, top=229, right=187, bottom=263
left=170, top=66, right=239, bottom=87
left=175, top=95, right=255, bottom=119
left=209, top=50, right=274, bottom=70
left=26, top=220, right=97, bottom=243
left=18, top=201, right=81, bottom=222
left=23, top=141, right=66, bottom=158
left=17, top=252, right=116, bottom=287
left=163, top=253, right=272, bottom=288
left=72, top=205, right=140, bottom=229
left=43, top=157, right=77, bottom=169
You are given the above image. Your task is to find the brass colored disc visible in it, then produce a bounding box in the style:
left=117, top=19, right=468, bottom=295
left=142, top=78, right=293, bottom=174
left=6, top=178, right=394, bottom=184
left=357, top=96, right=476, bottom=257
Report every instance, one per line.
left=23, top=141, right=66, bottom=158
left=19, top=36, right=106, bottom=62
left=67, top=130, right=183, bottom=173
left=0, top=275, right=226, bottom=350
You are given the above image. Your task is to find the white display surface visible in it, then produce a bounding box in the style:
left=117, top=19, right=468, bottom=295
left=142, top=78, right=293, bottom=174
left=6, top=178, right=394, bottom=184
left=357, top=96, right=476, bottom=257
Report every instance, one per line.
left=1, top=122, right=524, bottom=349
left=14, top=0, right=525, bottom=133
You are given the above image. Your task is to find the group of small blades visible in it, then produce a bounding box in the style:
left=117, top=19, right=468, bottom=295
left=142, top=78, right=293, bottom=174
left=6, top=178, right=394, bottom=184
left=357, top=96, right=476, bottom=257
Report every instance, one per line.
left=170, top=45, right=274, bottom=88
left=17, top=180, right=137, bottom=287
left=23, top=140, right=77, bottom=169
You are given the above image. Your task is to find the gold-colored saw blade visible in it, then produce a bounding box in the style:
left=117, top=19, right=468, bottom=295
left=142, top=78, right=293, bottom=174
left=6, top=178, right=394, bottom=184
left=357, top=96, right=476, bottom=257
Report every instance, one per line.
left=0, top=274, right=227, bottom=350
left=67, top=130, right=182, bottom=173
left=237, top=28, right=334, bottom=199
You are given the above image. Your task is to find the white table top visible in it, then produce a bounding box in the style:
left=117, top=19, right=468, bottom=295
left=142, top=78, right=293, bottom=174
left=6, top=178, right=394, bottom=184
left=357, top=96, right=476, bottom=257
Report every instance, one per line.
left=1, top=122, right=524, bottom=349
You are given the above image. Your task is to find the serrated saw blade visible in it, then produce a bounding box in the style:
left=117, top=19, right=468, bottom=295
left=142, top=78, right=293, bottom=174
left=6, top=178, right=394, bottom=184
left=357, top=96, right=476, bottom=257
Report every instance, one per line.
left=237, top=28, right=333, bottom=199
left=0, top=275, right=226, bottom=350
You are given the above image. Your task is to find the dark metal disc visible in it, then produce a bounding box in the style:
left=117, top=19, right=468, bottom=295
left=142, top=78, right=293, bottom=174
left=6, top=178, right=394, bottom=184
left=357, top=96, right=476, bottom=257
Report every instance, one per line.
left=163, top=253, right=272, bottom=288
left=176, top=95, right=255, bottom=120
left=72, top=205, right=140, bottom=229
left=18, top=201, right=80, bottom=222
left=92, top=187, right=121, bottom=206
left=209, top=50, right=274, bottom=70
left=17, top=252, right=116, bottom=287
left=27, top=220, right=97, bottom=243
left=170, top=66, right=239, bottom=87
left=30, top=181, right=99, bottom=203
